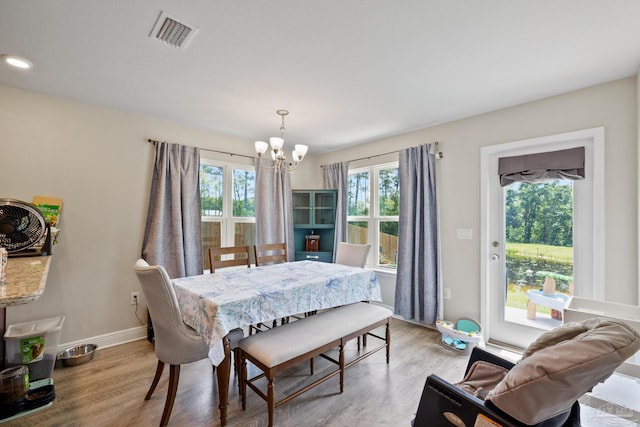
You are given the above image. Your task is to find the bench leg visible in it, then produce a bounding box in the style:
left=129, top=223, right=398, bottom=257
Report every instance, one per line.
left=385, top=320, right=391, bottom=364
left=268, top=376, right=275, bottom=427
left=339, top=343, right=345, bottom=393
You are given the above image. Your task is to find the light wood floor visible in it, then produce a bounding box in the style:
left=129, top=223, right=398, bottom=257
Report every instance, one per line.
left=8, top=318, right=472, bottom=427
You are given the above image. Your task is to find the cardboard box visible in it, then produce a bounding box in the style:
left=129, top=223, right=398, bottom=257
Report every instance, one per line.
left=32, top=196, right=62, bottom=227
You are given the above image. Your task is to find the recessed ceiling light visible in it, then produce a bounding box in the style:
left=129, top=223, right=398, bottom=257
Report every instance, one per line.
left=1, top=54, right=33, bottom=69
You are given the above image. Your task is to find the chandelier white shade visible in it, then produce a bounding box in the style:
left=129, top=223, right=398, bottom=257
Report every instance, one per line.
left=255, top=110, right=308, bottom=172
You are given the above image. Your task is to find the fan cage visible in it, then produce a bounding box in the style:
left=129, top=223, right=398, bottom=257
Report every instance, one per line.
left=0, top=199, right=47, bottom=253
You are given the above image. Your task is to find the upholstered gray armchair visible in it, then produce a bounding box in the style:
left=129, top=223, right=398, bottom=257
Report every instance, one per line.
left=134, top=259, right=243, bottom=427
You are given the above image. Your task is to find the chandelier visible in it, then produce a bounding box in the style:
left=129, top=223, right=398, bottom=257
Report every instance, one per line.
left=254, top=109, right=308, bottom=172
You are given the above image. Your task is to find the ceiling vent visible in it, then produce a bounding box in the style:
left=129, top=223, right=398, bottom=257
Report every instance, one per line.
left=149, top=11, right=199, bottom=50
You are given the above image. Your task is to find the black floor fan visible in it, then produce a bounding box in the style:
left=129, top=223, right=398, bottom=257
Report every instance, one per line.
left=0, top=198, right=52, bottom=257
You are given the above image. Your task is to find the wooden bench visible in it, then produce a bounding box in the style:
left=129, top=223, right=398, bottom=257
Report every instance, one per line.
left=237, top=302, right=392, bottom=427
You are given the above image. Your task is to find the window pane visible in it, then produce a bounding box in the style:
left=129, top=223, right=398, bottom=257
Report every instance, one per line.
left=232, top=169, right=255, bottom=217
left=504, top=180, right=574, bottom=329
left=202, top=221, right=222, bottom=270
left=348, top=172, right=370, bottom=216
left=378, top=167, right=399, bottom=216
left=347, top=221, right=368, bottom=244
left=379, top=221, right=398, bottom=267
left=200, top=164, right=223, bottom=216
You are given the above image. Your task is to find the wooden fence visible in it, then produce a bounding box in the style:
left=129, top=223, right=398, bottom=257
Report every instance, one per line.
left=347, top=224, right=397, bottom=266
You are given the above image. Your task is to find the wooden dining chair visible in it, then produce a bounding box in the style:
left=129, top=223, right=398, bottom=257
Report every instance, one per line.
left=254, top=243, right=288, bottom=266
left=208, top=245, right=251, bottom=273
left=253, top=243, right=289, bottom=327
left=134, top=259, right=244, bottom=427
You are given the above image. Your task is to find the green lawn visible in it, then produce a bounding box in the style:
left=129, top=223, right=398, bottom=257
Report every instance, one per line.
left=505, top=242, right=572, bottom=314
left=506, top=242, right=573, bottom=261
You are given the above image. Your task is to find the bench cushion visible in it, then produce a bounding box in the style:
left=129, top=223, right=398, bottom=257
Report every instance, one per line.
left=238, top=302, right=392, bottom=368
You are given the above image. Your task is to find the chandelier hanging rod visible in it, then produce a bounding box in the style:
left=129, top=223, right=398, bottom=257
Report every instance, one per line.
left=254, top=109, right=308, bottom=173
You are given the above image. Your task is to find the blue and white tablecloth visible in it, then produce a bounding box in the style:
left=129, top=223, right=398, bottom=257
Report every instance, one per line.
left=173, top=260, right=381, bottom=364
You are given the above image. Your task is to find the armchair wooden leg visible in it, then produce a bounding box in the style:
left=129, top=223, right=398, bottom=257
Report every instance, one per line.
left=159, top=365, right=180, bottom=427
left=145, top=360, right=165, bottom=400
left=233, top=348, right=241, bottom=396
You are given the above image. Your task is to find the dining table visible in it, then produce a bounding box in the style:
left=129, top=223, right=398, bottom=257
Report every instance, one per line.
left=172, top=260, right=382, bottom=426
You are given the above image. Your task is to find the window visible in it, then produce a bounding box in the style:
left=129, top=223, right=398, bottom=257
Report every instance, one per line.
left=347, top=163, right=399, bottom=268
left=200, top=159, right=256, bottom=270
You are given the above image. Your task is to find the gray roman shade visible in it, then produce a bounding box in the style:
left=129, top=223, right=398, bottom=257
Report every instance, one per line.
left=498, top=147, right=585, bottom=187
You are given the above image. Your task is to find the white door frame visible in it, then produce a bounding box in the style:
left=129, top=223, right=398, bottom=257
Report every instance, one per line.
left=480, top=127, right=605, bottom=348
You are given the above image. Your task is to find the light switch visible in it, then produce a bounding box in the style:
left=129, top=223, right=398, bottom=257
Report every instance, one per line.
left=456, top=228, right=473, bottom=240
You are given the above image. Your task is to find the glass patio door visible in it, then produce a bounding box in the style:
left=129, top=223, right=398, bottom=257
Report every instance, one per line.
left=481, top=128, right=604, bottom=349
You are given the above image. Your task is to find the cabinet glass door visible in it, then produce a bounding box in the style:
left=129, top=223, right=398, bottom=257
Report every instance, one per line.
left=293, top=192, right=311, bottom=226
left=314, top=192, right=335, bottom=226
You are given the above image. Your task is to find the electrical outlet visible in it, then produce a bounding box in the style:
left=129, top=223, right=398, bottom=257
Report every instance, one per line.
left=443, top=288, right=451, bottom=300
left=130, top=292, right=140, bottom=305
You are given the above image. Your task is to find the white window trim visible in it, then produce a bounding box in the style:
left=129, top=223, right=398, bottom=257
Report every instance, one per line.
left=348, top=161, right=399, bottom=270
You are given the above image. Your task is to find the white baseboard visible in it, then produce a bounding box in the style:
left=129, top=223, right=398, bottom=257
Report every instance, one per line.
left=54, top=304, right=405, bottom=355
left=56, top=326, right=148, bottom=353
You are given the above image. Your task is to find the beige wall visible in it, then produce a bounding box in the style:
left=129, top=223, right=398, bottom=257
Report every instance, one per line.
left=317, top=77, right=638, bottom=322
left=0, top=85, right=257, bottom=346
left=1, top=76, right=637, bottom=347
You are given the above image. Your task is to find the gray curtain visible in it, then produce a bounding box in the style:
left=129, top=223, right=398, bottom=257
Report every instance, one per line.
left=141, top=142, right=203, bottom=279
left=255, top=160, right=294, bottom=261
left=394, top=143, right=442, bottom=324
left=322, top=161, right=349, bottom=259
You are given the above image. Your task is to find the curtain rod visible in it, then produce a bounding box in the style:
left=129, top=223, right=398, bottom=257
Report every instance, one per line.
left=341, top=141, right=443, bottom=164
left=147, top=138, right=443, bottom=163
left=146, top=138, right=255, bottom=160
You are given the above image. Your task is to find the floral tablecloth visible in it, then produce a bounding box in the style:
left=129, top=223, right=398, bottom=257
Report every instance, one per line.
left=173, top=260, right=381, bottom=364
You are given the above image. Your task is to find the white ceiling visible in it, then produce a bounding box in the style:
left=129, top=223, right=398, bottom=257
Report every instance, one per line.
left=1, top=1, right=640, bottom=154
